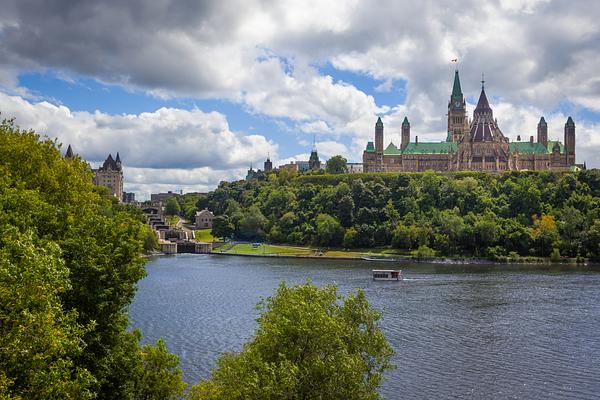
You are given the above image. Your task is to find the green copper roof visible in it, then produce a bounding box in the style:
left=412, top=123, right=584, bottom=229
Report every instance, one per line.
left=509, top=141, right=547, bottom=154
left=538, top=116, right=547, bottom=126
left=451, top=70, right=462, bottom=100
left=446, top=131, right=453, bottom=142
left=546, top=140, right=564, bottom=153
left=365, top=141, right=375, bottom=152
left=566, top=116, right=575, bottom=126
left=402, top=116, right=410, bottom=126
left=402, top=141, right=457, bottom=154
left=509, top=140, right=564, bottom=155
left=376, top=116, right=383, bottom=126
left=384, top=142, right=402, bottom=155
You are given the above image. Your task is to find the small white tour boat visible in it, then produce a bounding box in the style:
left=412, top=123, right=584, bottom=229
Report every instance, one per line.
left=372, top=269, right=403, bottom=281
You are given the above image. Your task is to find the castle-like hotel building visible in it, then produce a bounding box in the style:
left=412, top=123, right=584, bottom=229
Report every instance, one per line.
left=93, top=152, right=124, bottom=200
left=363, top=71, right=578, bottom=172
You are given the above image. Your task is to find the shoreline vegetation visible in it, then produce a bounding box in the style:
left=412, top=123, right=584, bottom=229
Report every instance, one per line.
left=155, top=241, right=596, bottom=266
left=178, top=168, right=600, bottom=265
left=212, top=244, right=596, bottom=266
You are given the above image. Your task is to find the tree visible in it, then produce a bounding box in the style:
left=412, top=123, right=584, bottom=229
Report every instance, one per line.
left=336, top=194, right=355, bottom=227
left=0, top=119, right=184, bottom=399
left=211, top=215, right=234, bottom=240
left=532, top=214, right=559, bottom=257
left=263, top=188, right=296, bottom=219
left=165, top=197, right=181, bottom=216
left=582, top=220, right=600, bottom=261
left=188, top=282, right=393, bottom=400
left=343, top=227, right=358, bottom=248
left=238, top=205, right=268, bottom=240
left=314, top=213, right=344, bottom=246
left=0, top=229, right=95, bottom=399
left=142, top=225, right=159, bottom=252
left=415, top=244, right=436, bottom=259
left=355, top=224, right=375, bottom=248
left=134, top=338, right=186, bottom=400
left=325, top=155, right=348, bottom=174
left=391, top=224, right=428, bottom=250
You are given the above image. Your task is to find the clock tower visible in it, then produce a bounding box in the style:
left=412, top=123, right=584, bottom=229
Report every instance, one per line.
left=447, top=70, right=469, bottom=142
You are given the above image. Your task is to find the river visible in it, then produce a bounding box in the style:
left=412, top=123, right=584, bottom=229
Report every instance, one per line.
left=129, top=254, right=600, bottom=399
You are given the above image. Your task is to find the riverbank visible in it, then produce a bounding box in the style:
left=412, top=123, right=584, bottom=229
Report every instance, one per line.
left=209, top=242, right=594, bottom=266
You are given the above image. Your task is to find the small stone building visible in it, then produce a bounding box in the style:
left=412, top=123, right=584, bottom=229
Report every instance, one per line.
left=195, top=209, right=214, bottom=229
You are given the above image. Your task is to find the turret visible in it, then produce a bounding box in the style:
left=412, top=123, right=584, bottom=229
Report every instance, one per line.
left=564, top=116, right=576, bottom=165
left=375, top=117, right=384, bottom=154
left=537, top=117, right=548, bottom=147
left=65, top=144, right=74, bottom=159
left=401, top=116, right=410, bottom=150
left=264, top=155, right=273, bottom=172
left=309, top=142, right=321, bottom=170
left=245, top=163, right=256, bottom=181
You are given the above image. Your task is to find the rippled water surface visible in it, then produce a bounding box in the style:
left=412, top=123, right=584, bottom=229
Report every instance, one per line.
left=129, top=254, right=600, bottom=399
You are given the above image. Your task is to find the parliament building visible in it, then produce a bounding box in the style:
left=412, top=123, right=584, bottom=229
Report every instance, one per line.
left=363, top=70, right=578, bottom=172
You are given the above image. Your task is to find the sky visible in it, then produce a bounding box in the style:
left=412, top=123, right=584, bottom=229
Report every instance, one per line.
left=1, top=0, right=600, bottom=199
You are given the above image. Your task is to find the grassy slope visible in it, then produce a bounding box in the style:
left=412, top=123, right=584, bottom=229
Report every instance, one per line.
left=195, top=229, right=216, bottom=242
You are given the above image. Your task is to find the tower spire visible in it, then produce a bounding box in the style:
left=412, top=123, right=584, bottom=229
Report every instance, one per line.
left=451, top=69, right=463, bottom=100
left=475, top=74, right=491, bottom=115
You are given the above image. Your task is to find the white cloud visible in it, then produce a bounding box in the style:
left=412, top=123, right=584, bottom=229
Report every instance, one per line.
left=299, top=120, right=332, bottom=134
left=314, top=141, right=349, bottom=159
left=0, top=91, right=276, bottom=194
left=123, top=166, right=248, bottom=200
left=0, top=0, right=599, bottom=176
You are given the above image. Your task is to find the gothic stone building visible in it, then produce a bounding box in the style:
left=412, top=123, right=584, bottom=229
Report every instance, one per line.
left=93, top=153, right=124, bottom=200
left=363, top=70, right=577, bottom=172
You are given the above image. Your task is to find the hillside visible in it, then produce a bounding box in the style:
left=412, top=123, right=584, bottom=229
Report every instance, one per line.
left=199, top=170, right=600, bottom=261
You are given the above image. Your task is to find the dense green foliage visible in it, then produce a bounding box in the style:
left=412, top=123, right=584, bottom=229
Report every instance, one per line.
left=189, top=282, right=393, bottom=400
left=325, top=155, right=348, bottom=174
left=165, top=197, right=181, bottom=216
left=201, top=169, right=600, bottom=260
left=0, top=119, right=184, bottom=399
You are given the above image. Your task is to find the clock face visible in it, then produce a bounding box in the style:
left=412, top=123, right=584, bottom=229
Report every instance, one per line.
left=454, top=101, right=461, bottom=108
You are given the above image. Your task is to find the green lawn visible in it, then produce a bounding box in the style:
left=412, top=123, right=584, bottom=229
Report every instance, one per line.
left=217, top=243, right=390, bottom=258
left=195, top=229, right=216, bottom=242
left=219, top=243, right=314, bottom=256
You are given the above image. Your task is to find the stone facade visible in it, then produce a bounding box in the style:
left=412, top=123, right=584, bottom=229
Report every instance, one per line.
left=93, top=153, right=124, bottom=200
left=363, top=70, right=579, bottom=173
left=195, top=209, right=214, bottom=229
